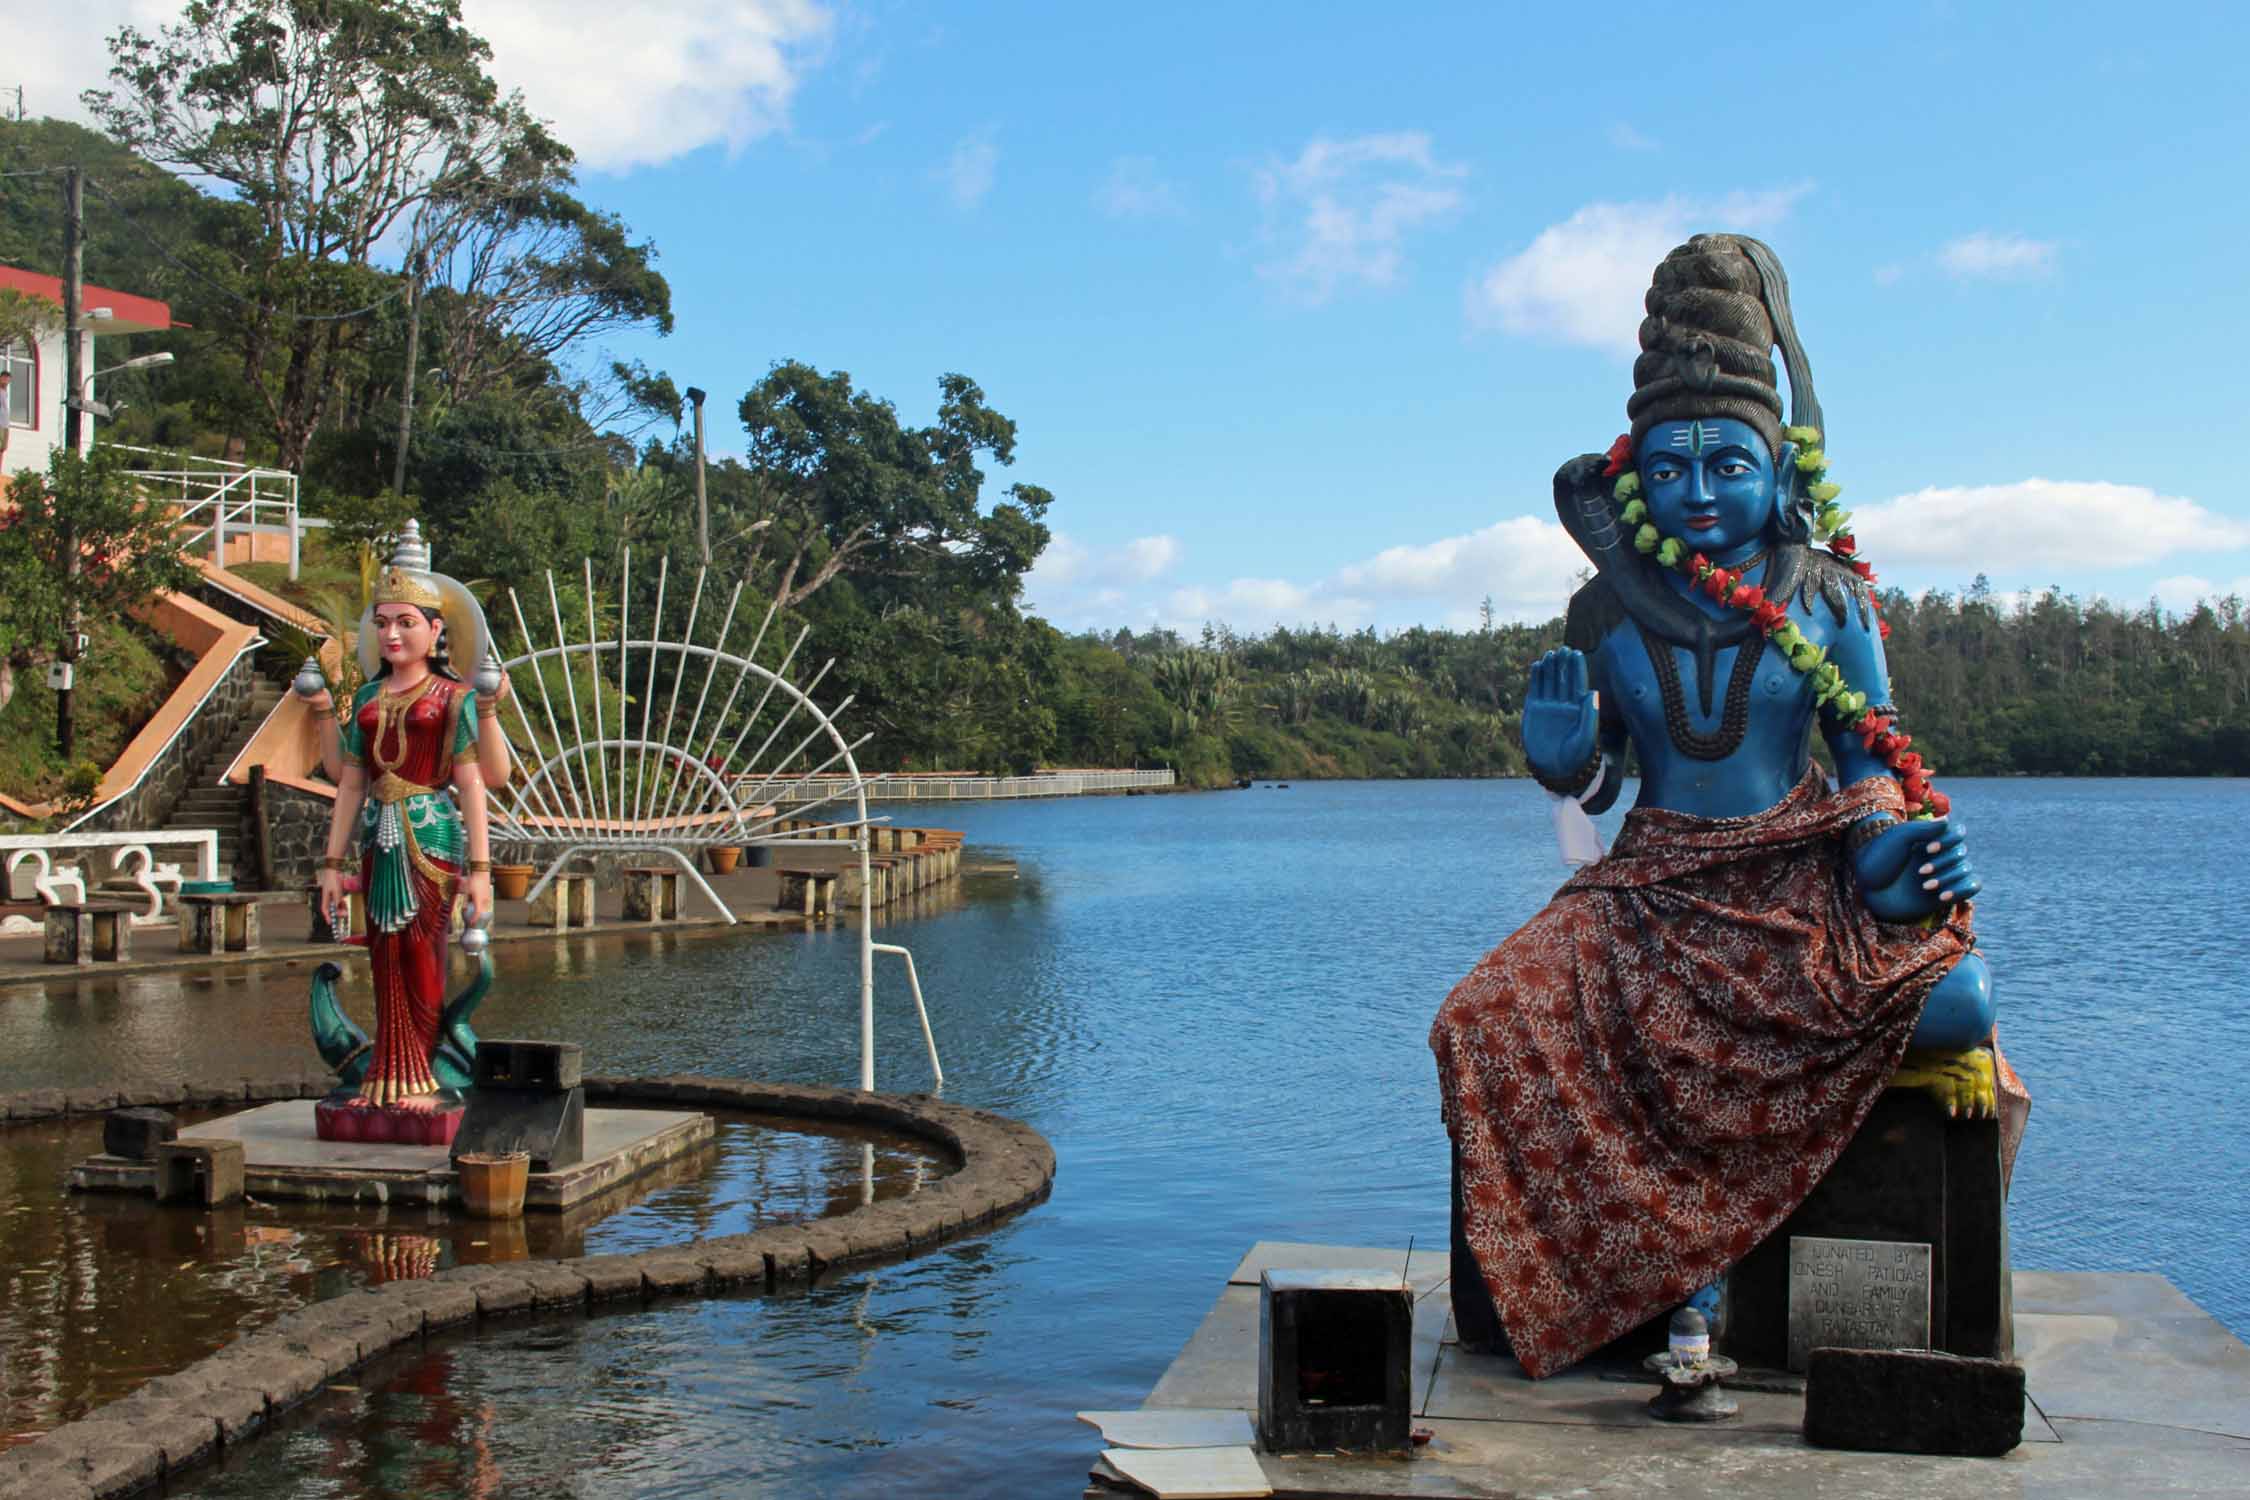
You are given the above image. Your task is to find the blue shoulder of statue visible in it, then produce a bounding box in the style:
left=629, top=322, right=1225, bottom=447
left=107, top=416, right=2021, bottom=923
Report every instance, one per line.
left=1799, top=555, right=1892, bottom=778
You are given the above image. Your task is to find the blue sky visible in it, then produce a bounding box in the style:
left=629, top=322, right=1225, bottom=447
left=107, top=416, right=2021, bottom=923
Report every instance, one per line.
left=33, top=1, right=2250, bottom=631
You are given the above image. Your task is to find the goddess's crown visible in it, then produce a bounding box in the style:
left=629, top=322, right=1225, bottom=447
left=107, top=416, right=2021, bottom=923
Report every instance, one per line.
left=372, top=567, right=443, bottom=611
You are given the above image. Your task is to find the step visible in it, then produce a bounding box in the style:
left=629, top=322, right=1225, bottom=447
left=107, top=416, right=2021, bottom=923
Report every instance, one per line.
left=167, top=815, right=241, bottom=831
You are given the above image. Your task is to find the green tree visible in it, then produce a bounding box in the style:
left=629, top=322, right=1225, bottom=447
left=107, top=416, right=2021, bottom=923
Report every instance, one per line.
left=734, top=363, right=1052, bottom=610
left=0, top=446, right=198, bottom=753
left=85, top=0, right=562, bottom=471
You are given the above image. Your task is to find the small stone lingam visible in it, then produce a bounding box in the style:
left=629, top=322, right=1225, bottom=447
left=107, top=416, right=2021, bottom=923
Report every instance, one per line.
left=1644, top=1308, right=1738, bottom=1422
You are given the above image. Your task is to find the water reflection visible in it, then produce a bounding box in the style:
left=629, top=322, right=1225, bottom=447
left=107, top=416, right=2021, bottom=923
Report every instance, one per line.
left=0, top=1111, right=946, bottom=1448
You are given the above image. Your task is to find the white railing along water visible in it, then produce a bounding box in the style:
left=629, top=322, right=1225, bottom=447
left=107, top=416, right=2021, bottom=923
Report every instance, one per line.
left=756, top=768, right=1175, bottom=804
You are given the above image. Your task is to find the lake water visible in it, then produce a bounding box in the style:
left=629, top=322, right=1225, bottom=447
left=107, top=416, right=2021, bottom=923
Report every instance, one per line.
left=3, top=778, right=2244, bottom=1495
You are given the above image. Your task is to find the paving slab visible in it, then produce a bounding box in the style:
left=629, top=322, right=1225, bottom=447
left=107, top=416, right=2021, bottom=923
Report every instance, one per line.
left=1103, top=1444, right=1271, bottom=1498
left=2016, top=1310, right=2250, bottom=1438
left=66, top=1099, right=711, bottom=1212
left=1101, top=1245, right=2250, bottom=1500
left=1077, top=1409, right=1256, bottom=1449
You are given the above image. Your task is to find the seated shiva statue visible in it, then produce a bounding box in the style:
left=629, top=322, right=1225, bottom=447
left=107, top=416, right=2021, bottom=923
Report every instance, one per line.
left=1428, top=233, right=2027, bottom=1379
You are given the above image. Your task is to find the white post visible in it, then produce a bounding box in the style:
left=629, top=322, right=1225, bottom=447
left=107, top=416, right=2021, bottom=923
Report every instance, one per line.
left=858, top=823, right=875, bottom=1091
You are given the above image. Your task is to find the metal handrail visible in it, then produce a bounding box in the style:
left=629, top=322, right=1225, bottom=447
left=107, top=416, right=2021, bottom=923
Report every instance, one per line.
left=106, top=443, right=301, bottom=579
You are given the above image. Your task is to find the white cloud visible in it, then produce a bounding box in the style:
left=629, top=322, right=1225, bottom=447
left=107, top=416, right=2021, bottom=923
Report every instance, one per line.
left=936, top=129, right=998, bottom=208
left=34, top=1, right=834, bottom=174
left=1938, top=231, right=2057, bottom=280
left=1607, top=123, right=1658, bottom=151
left=1854, top=480, right=2250, bottom=571
left=1254, top=132, right=1466, bottom=302
left=1467, top=186, right=1811, bottom=354
left=1024, top=531, right=1183, bottom=624
left=1121, top=534, right=1182, bottom=580
left=1037, top=513, right=1590, bottom=634
left=1873, top=262, right=1906, bottom=287
left=4, top=3, right=178, bottom=128
left=1097, top=156, right=1183, bottom=219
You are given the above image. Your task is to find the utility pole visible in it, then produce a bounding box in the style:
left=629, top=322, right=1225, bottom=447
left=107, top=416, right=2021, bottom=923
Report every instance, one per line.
left=391, top=249, right=424, bottom=497
left=686, top=386, right=710, bottom=566
left=58, top=165, right=84, bottom=759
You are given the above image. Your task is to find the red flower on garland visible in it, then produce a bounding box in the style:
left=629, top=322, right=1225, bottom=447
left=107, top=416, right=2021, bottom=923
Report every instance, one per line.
left=1601, top=433, right=1634, bottom=477
left=1731, top=584, right=1766, bottom=611
left=1751, top=600, right=1790, bottom=632
left=1830, top=535, right=1857, bottom=558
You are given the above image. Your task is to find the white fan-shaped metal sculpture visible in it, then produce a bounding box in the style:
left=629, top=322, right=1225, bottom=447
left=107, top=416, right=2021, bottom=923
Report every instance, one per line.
left=488, top=549, right=936, bottom=1091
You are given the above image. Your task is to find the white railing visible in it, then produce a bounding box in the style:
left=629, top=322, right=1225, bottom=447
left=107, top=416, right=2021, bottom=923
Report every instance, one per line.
left=108, top=444, right=302, bottom=580
left=757, top=768, right=1175, bottom=804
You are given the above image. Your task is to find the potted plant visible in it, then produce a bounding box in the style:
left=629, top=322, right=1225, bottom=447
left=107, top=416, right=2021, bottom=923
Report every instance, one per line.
left=491, top=841, right=536, bottom=901
left=708, top=843, right=743, bottom=875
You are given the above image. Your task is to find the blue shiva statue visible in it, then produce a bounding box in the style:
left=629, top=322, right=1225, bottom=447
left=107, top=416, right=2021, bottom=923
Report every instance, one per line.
left=1428, top=234, right=2026, bottom=1378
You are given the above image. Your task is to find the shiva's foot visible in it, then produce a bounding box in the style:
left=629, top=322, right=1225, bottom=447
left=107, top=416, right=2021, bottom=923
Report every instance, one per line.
left=1890, top=1046, right=1997, bottom=1120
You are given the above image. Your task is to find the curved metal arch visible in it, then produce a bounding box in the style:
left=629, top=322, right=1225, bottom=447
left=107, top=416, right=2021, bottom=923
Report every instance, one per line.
left=485, top=553, right=907, bottom=1092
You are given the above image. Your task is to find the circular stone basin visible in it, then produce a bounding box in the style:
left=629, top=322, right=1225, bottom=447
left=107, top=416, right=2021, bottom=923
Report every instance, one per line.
left=0, top=1104, right=953, bottom=1452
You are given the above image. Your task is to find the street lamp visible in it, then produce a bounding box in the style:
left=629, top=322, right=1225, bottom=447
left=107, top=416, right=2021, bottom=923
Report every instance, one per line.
left=70, top=350, right=174, bottom=421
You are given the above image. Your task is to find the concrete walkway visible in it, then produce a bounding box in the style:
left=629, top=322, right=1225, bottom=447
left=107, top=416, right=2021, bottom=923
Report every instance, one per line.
left=1084, top=1241, right=2250, bottom=1498
left=0, top=845, right=992, bottom=991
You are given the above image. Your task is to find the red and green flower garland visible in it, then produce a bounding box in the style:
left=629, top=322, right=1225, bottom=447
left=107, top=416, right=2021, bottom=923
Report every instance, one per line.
left=1600, top=429, right=1950, bottom=821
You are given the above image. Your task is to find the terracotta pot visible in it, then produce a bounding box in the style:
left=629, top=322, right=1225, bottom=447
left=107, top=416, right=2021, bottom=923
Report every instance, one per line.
left=708, top=845, right=743, bottom=875
left=455, top=1151, right=530, bottom=1219
left=492, top=863, right=535, bottom=901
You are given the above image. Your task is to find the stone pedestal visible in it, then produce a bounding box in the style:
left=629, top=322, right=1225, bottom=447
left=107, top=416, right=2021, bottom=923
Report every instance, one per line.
left=528, top=873, right=596, bottom=932
left=155, top=1138, right=245, bottom=1207
left=306, top=886, right=367, bottom=943
left=1725, top=1085, right=2011, bottom=1370
left=178, top=893, right=262, bottom=954
left=44, top=902, right=133, bottom=965
left=620, top=866, right=681, bottom=923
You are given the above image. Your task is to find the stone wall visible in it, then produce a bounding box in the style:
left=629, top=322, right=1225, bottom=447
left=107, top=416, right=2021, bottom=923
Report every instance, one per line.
left=256, top=780, right=334, bottom=890
left=76, top=651, right=258, bottom=837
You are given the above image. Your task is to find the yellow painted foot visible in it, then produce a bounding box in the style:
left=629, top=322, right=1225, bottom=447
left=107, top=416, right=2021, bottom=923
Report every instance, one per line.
left=1888, top=1046, right=1997, bottom=1120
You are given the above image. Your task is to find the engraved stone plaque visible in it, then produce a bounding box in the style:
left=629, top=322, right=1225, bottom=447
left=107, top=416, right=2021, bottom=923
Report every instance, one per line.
left=1787, top=1236, right=1932, bottom=1372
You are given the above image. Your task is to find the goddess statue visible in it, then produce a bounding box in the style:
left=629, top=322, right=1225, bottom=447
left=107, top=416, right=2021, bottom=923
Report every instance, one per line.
left=1429, top=234, right=2027, bottom=1378
left=310, top=537, right=499, bottom=1135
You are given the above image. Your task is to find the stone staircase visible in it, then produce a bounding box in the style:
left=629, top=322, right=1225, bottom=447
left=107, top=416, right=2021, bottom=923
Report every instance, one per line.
left=156, top=675, right=286, bottom=883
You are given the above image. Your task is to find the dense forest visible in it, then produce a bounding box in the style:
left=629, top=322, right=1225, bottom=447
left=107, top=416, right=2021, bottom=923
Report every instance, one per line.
left=2, top=1, right=2244, bottom=800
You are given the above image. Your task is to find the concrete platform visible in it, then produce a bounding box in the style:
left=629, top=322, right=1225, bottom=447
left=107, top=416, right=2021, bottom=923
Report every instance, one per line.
left=1088, top=1242, right=2250, bottom=1499
left=67, top=1099, right=714, bottom=1212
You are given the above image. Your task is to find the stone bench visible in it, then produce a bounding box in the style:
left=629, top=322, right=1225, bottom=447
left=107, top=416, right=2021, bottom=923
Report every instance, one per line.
left=621, top=865, right=683, bottom=923
left=775, top=866, right=842, bottom=919
left=45, top=902, right=134, bottom=966
left=178, top=892, right=263, bottom=955
left=528, top=872, right=596, bottom=932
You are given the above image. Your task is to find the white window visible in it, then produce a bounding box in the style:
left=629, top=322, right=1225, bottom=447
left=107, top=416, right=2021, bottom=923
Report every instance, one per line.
left=3, top=340, right=32, bottom=428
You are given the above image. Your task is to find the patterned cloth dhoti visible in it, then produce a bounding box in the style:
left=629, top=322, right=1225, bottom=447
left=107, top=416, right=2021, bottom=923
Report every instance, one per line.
left=1430, top=770, right=2023, bottom=1378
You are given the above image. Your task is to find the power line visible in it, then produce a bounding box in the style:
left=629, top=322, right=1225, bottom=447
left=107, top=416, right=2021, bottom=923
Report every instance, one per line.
left=82, top=173, right=411, bottom=323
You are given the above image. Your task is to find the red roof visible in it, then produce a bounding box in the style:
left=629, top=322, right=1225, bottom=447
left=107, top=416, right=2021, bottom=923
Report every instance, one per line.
left=0, top=265, right=171, bottom=335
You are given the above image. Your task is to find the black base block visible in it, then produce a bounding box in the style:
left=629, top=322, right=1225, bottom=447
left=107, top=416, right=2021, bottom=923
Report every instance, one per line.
left=1805, top=1346, right=2024, bottom=1455
left=104, top=1107, right=179, bottom=1161
left=1726, top=1088, right=2011, bottom=1370
left=450, top=1086, right=585, bottom=1171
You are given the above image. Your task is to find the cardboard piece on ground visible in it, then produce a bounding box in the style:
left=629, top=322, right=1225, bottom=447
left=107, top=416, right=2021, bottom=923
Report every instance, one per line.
left=1078, top=1409, right=1256, bottom=1449
left=1101, top=1445, right=1271, bottom=1499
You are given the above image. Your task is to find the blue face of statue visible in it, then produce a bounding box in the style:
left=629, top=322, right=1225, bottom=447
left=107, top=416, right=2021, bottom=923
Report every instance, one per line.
left=1639, top=418, right=1782, bottom=565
